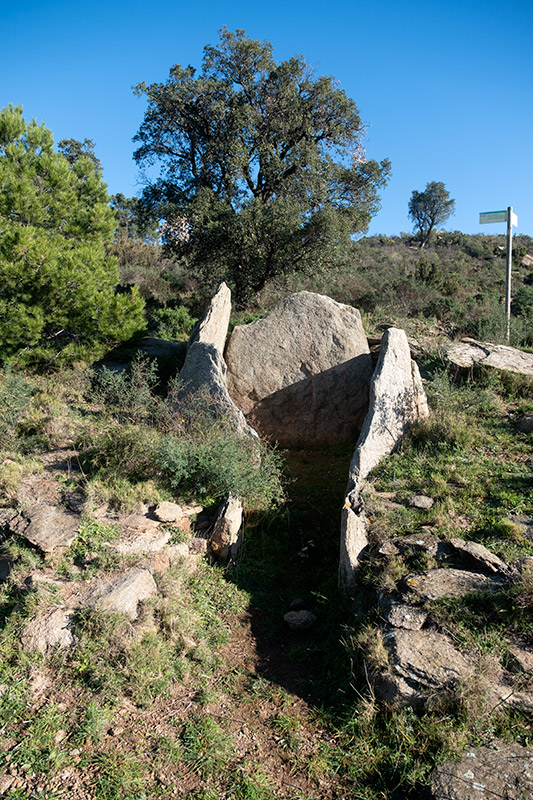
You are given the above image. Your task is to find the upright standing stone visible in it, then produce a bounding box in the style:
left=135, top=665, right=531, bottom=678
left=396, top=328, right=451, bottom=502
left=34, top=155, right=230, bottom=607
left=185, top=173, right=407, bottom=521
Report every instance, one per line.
left=339, top=328, right=429, bottom=591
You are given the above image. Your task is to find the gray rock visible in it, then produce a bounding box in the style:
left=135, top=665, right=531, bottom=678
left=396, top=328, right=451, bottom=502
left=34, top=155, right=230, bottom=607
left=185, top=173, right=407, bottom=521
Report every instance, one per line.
left=175, top=341, right=255, bottom=436
left=21, top=607, right=76, bottom=653
left=405, top=568, right=507, bottom=601
left=380, top=629, right=473, bottom=707
left=450, top=537, right=510, bottom=574
left=135, top=337, right=184, bottom=360
left=84, top=569, right=157, bottom=620
left=111, top=530, right=171, bottom=556
left=208, top=494, right=243, bottom=561
left=153, top=502, right=183, bottom=523
left=424, top=740, right=533, bottom=800
left=10, top=504, right=80, bottom=553
left=408, top=495, right=434, bottom=510
left=339, top=328, right=429, bottom=591
left=447, top=338, right=533, bottom=376
left=188, top=281, right=231, bottom=354
left=284, top=610, right=317, bottom=630
left=226, top=291, right=373, bottom=448
left=386, top=603, right=428, bottom=631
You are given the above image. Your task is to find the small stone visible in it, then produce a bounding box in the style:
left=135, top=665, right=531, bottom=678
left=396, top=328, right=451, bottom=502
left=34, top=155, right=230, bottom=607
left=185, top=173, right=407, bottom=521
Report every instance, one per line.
left=283, top=610, right=317, bottom=630
left=516, top=413, right=533, bottom=433
left=289, top=598, right=306, bottom=610
left=507, top=644, right=533, bottom=674
left=153, top=502, right=183, bottom=524
left=408, top=495, right=434, bottom=510
left=378, top=540, right=400, bottom=556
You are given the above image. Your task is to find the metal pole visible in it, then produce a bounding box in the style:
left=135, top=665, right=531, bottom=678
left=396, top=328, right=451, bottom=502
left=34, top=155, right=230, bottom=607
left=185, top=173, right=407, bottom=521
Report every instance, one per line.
left=505, top=206, right=513, bottom=342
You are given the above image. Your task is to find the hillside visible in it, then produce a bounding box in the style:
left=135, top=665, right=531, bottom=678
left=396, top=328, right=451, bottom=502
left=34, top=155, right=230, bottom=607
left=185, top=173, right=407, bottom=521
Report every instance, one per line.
left=0, top=236, right=532, bottom=799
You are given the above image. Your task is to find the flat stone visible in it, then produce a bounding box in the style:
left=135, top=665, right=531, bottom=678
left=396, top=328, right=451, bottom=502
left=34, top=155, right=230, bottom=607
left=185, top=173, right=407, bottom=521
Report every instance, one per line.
left=84, top=569, right=157, bottom=620
left=382, top=629, right=473, bottom=705
left=408, top=495, right=434, bottom=510
left=111, top=530, right=171, bottom=555
left=119, top=513, right=161, bottom=534
left=405, top=568, right=507, bottom=601
left=426, top=740, right=533, bottom=800
left=153, top=502, right=183, bottom=523
left=447, top=338, right=533, bottom=376
left=386, top=603, right=428, bottom=631
left=283, top=610, right=317, bottom=631
left=394, top=531, right=440, bottom=556
left=10, top=504, right=80, bottom=553
left=21, top=607, right=76, bottom=653
left=450, top=537, right=510, bottom=574
left=378, top=540, right=400, bottom=556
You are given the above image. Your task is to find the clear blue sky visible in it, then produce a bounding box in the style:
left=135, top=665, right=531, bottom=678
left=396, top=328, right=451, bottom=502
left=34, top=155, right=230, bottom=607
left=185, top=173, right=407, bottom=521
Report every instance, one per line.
left=1, top=0, right=532, bottom=236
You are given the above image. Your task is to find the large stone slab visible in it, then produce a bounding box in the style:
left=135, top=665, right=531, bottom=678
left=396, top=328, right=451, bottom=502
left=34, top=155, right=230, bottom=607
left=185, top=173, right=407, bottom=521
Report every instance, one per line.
left=10, top=504, right=80, bottom=553
left=173, top=284, right=256, bottom=438
left=447, top=338, right=533, bottom=376
left=424, top=740, right=533, bottom=800
left=225, top=291, right=373, bottom=448
left=339, top=328, right=429, bottom=591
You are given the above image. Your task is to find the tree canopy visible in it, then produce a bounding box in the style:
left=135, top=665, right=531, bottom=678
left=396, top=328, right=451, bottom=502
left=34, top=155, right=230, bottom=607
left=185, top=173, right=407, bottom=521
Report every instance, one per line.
left=408, top=181, right=455, bottom=248
left=0, top=105, right=145, bottom=363
left=134, top=28, right=390, bottom=305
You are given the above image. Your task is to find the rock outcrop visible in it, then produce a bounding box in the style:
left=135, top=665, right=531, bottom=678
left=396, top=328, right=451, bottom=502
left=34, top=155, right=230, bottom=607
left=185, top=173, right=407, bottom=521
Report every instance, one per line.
left=9, top=503, right=80, bottom=553
left=339, top=328, right=429, bottom=591
left=226, top=292, right=373, bottom=447
left=423, top=740, right=533, bottom=800
left=447, top=338, right=533, bottom=376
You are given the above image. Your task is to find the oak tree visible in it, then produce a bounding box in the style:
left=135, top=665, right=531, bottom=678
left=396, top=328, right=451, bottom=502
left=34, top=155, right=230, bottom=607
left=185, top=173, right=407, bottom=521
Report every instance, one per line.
left=408, top=181, right=455, bottom=248
left=134, top=28, right=390, bottom=305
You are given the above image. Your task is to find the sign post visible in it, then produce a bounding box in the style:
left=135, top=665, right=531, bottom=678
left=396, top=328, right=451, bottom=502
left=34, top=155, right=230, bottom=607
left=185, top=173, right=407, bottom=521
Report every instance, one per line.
left=479, top=207, right=517, bottom=342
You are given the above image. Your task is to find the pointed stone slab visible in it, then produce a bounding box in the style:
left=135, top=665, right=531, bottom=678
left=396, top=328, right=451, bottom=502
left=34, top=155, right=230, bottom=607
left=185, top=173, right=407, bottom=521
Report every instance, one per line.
left=339, top=328, right=429, bottom=591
